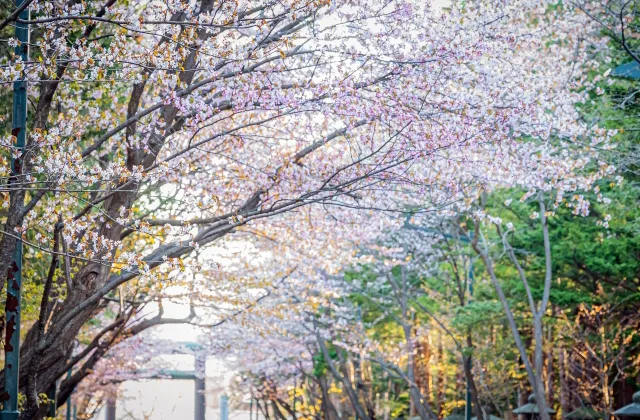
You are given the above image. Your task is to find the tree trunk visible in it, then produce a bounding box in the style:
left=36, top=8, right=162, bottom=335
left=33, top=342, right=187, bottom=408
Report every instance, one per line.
left=463, top=330, right=485, bottom=420
left=559, top=348, right=569, bottom=418
left=383, top=377, right=391, bottom=420
left=436, top=335, right=445, bottom=418
left=319, top=376, right=339, bottom=420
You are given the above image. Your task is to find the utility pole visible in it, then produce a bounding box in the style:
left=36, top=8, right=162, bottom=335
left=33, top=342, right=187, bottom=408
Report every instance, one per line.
left=1, top=1, right=29, bottom=419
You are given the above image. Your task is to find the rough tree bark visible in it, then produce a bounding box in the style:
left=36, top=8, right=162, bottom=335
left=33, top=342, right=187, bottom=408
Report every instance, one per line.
left=2, top=1, right=334, bottom=413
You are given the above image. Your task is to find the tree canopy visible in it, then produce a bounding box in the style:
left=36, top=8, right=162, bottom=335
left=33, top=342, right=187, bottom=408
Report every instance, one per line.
left=0, top=0, right=638, bottom=419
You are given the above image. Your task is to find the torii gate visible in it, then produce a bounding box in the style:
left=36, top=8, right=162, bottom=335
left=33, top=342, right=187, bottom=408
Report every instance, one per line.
left=105, top=341, right=208, bottom=420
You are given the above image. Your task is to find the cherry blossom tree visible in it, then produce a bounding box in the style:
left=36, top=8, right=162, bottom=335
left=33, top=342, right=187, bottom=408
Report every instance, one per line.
left=0, top=0, right=616, bottom=417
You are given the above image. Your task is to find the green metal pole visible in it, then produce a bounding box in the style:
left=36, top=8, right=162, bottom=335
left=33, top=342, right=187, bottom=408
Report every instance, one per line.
left=1, top=2, right=29, bottom=420
left=46, top=381, right=57, bottom=418
left=66, top=369, right=72, bottom=420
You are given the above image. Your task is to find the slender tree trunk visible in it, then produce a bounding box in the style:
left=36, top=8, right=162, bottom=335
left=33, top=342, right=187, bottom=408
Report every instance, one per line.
left=258, top=400, right=271, bottom=420
left=533, top=317, right=550, bottom=418
left=383, top=377, right=391, bottom=420
left=546, top=309, right=555, bottom=408
left=559, top=348, right=569, bottom=418
left=315, top=331, right=371, bottom=420
left=319, top=376, right=339, bottom=420
left=404, top=323, right=436, bottom=420
left=436, top=334, right=445, bottom=418
left=463, top=331, right=485, bottom=420
left=473, top=243, right=551, bottom=420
